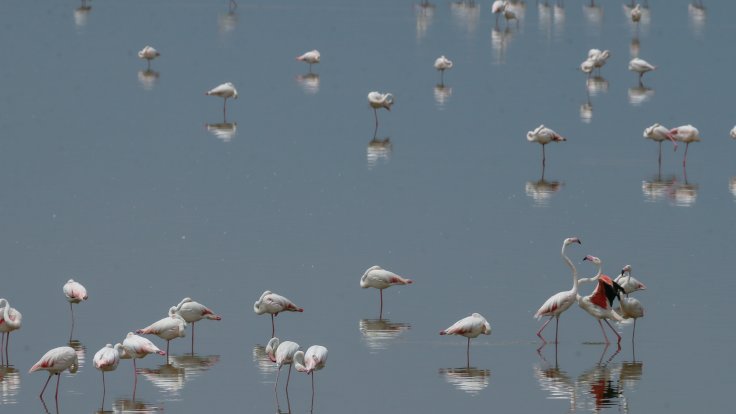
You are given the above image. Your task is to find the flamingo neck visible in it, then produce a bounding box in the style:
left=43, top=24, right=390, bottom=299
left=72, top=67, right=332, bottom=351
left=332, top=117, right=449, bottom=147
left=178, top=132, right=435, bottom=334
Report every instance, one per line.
left=562, top=243, right=578, bottom=293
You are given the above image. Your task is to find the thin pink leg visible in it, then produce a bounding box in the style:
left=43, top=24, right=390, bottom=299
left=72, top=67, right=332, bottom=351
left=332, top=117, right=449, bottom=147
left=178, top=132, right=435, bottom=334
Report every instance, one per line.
left=274, top=366, right=281, bottom=391
left=603, top=319, right=621, bottom=344
left=537, top=316, right=553, bottom=341
left=554, top=316, right=560, bottom=344
left=598, top=320, right=610, bottom=344
left=466, top=337, right=471, bottom=367
left=271, top=314, right=275, bottom=338
left=55, top=374, right=61, bottom=400
left=286, top=364, right=292, bottom=391
left=683, top=143, right=689, bottom=167
left=40, top=373, right=52, bottom=398
left=191, top=322, right=195, bottom=354
left=379, top=289, right=384, bottom=319
left=632, top=319, right=637, bottom=342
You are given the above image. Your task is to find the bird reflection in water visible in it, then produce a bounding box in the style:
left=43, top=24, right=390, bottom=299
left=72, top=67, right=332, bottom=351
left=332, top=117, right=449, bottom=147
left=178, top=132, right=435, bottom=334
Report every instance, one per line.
left=0, top=365, right=20, bottom=405
left=74, top=0, right=92, bottom=29
left=450, top=1, right=481, bottom=37
left=537, top=1, right=565, bottom=41
left=628, top=85, right=654, bottom=106
left=359, top=319, right=411, bottom=353
left=672, top=180, right=698, bottom=207
left=296, top=73, right=320, bottom=95
left=582, top=1, right=603, bottom=29
left=137, top=70, right=160, bottom=91
left=414, top=1, right=435, bottom=41
left=253, top=345, right=279, bottom=379
left=575, top=344, right=622, bottom=412
left=525, top=175, right=563, bottom=206
left=139, top=363, right=186, bottom=399
left=534, top=347, right=576, bottom=412
left=367, top=137, right=392, bottom=169
left=433, top=84, right=452, bottom=109
left=688, top=2, right=706, bottom=37
left=66, top=339, right=86, bottom=375
left=206, top=122, right=237, bottom=142
left=641, top=172, right=676, bottom=202
left=630, top=36, right=640, bottom=58
left=219, top=1, right=238, bottom=34
left=491, top=27, right=514, bottom=64
left=438, top=366, right=491, bottom=395
left=112, top=397, right=163, bottom=413
left=623, top=3, right=650, bottom=33
left=586, top=76, right=608, bottom=97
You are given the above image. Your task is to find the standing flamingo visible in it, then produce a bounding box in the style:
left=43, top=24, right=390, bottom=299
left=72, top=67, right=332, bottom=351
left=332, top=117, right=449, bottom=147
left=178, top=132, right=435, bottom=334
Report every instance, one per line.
left=643, top=123, right=678, bottom=164
left=618, top=297, right=645, bottom=342
left=670, top=125, right=701, bottom=167
left=730, top=126, right=736, bottom=139
left=93, top=343, right=122, bottom=404
left=629, top=57, right=656, bottom=84
left=136, top=307, right=187, bottom=360
left=588, top=49, right=611, bottom=74
left=368, top=91, right=394, bottom=131
left=577, top=256, right=624, bottom=345
left=534, top=237, right=582, bottom=344
left=138, top=45, right=160, bottom=70
left=121, top=332, right=166, bottom=375
left=434, top=55, right=453, bottom=85
left=439, top=313, right=491, bottom=366
left=206, top=82, right=238, bottom=120
left=63, top=279, right=87, bottom=338
left=360, top=265, right=413, bottom=319
left=173, top=297, right=222, bottom=353
left=254, top=291, right=304, bottom=338
left=294, top=345, right=328, bottom=409
left=266, top=337, right=300, bottom=391
left=491, top=1, right=508, bottom=25
left=0, top=298, right=22, bottom=364
left=614, top=265, right=647, bottom=296
left=296, top=50, right=320, bottom=73
left=527, top=125, right=567, bottom=167
left=29, top=346, right=78, bottom=400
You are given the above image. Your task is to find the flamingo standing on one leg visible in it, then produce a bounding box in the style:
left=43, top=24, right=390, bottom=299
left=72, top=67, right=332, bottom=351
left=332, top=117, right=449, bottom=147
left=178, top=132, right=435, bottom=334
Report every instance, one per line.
left=629, top=57, right=656, bottom=85
left=618, top=296, right=645, bottom=342
left=266, top=337, right=300, bottom=392
left=206, top=82, right=238, bottom=121
left=296, top=50, right=320, bottom=73
left=491, top=1, right=508, bottom=26
left=136, top=307, right=187, bottom=361
left=527, top=125, right=567, bottom=167
left=368, top=91, right=394, bottom=133
left=534, top=237, right=582, bottom=344
left=253, top=291, right=304, bottom=338
left=294, top=345, right=328, bottom=410
left=577, top=256, right=625, bottom=345
left=643, top=123, right=678, bottom=165
left=360, top=265, right=413, bottom=319
left=138, top=45, right=160, bottom=70
left=63, top=279, right=88, bottom=339
left=121, top=332, right=166, bottom=391
left=29, top=346, right=78, bottom=401
left=670, top=125, right=701, bottom=167
left=614, top=265, right=647, bottom=297
left=93, top=343, right=122, bottom=406
left=0, top=298, right=22, bottom=365
left=434, top=55, right=453, bottom=85
left=173, top=297, right=222, bottom=354
left=439, top=313, right=491, bottom=366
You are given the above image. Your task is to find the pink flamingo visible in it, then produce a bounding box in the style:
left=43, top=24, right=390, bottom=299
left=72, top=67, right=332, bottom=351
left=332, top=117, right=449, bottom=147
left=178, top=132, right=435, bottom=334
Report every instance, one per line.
left=294, top=345, right=328, bottom=409
left=63, top=279, right=88, bottom=337
left=296, top=50, right=320, bottom=73
left=360, top=265, right=413, bottom=319
left=136, top=307, right=187, bottom=360
left=29, top=346, right=78, bottom=400
left=614, top=265, right=647, bottom=296
left=577, top=256, right=624, bottom=345
left=527, top=125, right=567, bottom=167
left=619, top=296, right=645, bottom=342
left=253, top=291, right=304, bottom=338
left=266, top=337, right=300, bottom=391
left=173, top=297, right=222, bottom=353
left=0, top=298, right=22, bottom=364
left=534, top=237, right=582, bottom=344
left=93, top=343, right=122, bottom=403
left=440, top=313, right=491, bottom=365
left=122, top=332, right=165, bottom=375
left=670, top=125, right=701, bottom=167
left=643, top=123, right=678, bottom=164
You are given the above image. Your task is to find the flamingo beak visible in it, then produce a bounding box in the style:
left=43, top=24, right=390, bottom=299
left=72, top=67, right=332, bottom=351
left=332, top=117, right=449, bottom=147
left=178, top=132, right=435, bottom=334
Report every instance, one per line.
left=583, top=256, right=589, bottom=261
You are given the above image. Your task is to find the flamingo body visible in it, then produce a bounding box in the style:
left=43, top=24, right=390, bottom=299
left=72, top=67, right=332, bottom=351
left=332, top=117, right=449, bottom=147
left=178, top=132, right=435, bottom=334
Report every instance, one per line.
left=137, top=307, right=187, bottom=342
left=29, top=346, right=78, bottom=399
left=138, top=46, right=160, bottom=61
left=360, top=265, right=413, bottom=290
left=434, top=55, right=454, bottom=71
left=614, top=265, right=647, bottom=295
left=731, top=126, right=736, bottom=139
left=631, top=4, right=642, bottom=22
left=296, top=50, right=320, bottom=65
left=629, top=58, right=656, bottom=81
left=254, top=291, right=303, bottom=337
left=368, top=92, right=394, bottom=111
left=578, top=256, right=624, bottom=344
left=440, top=313, right=491, bottom=338
left=122, top=332, right=166, bottom=359
left=294, top=345, right=328, bottom=373
left=671, top=124, right=701, bottom=166
left=94, top=344, right=121, bottom=372
left=63, top=279, right=88, bottom=304
left=174, top=298, right=222, bottom=323
left=266, top=337, right=300, bottom=390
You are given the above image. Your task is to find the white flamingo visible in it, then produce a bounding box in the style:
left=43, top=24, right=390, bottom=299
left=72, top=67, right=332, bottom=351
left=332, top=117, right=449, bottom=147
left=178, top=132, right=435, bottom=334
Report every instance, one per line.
left=577, top=256, right=624, bottom=345
left=731, top=126, right=736, bottom=139
left=0, top=298, right=22, bottom=364
left=670, top=124, right=701, bottom=166
left=296, top=49, right=320, bottom=72
left=360, top=265, right=413, bottom=318
left=368, top=91, right=394, bottom=129
left=206, top=82, right=238, bottom=119
left=527, top=125, right=566, bottom=167
left=491, top=1, right=508, bottom=25
left=644, top=123, right=678, bottom=163
left=136, top=307, right=187, bottom=359
left=122, top=332, right=166, bottom=374
left=254, top=291, right=303, bottom=338
left=629, top=57, right=656, bottom=84
left=631, top=4, right=642, bottom=23
left=266, top=337, right=300, bottom=391
left=434, top=55, right=453, bottom=84
left=63, top=279, right=87, bottom=337
left=29, top=346, right=78, bottom=400
left=138, top=45, right=160, bottom=69
left=534, top=237, right=582, bottom=344
left=440, top=313, right=491, bottom=364
left=588, top=49, right=611, bottom=74
left=173, top=297, right=221, bottom=353
left=614, top=265, right=647, bottom=296
left=618, top=297, right=645, bottom=341
left=294, top=345, right=328, bottom=408
left=93, top=343, right=122, bottom=401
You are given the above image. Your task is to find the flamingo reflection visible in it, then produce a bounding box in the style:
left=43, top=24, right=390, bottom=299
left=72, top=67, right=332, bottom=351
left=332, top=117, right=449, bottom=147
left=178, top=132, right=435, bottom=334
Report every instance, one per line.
left=367, top=137, right=392, bottom=169
left=137, top=70, right=160, bottom=91
left=414, top=1, right=435, bottom=41
left=74, top=0, right=92, bottom=29
left=628, top=85, right=654, bottom=106
left=438, top=366, right=491, bottom=395
left=641, top=172, right=676, bottom=202
left=450, top=1, right=481, bottom=36
left=582, top=1, right=603, bottom=29
left=112, top=397, right=163, bottom=413
left=0, top=365, right=20, bottom=405
left=206, top=122, right=237, bottom=142
left=433, top=84, right=452, bottom=108
left=139, top=363, right=186, bottom=398
left=688, top=2, right=706, bottom=37
left=525, top=174, right=563, bottom=206
left=67, top=339, right=86, bottom=375
left=729, top=177, right=736, bottom=199
left=534, top=350, right=576, bottom=411
left=296, top=73, right=319, bottom=94
left=218, top=1, right=238, bottom=34
left=491, top=26, right=514, bottom=64
left=359, top=319, right=411, bottom=353
left=576, top=345, right=622, bottom=412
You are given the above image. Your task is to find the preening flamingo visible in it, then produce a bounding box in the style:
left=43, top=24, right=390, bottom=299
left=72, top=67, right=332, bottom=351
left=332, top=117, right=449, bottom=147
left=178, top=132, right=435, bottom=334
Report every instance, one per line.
left=434, top=55, right=453, bottom=84
left=254, top=291, right=303, bottom=338
left=174, top=297, right=222, bottom=353
left=122, top=332, right=166, bottom=375
left=360, top=265, right=413, bottom=318
left=296, top=50, right=320, bottom=72
left=29, top=346, right=78, bottom=400
left=643, top=123, right=678, bottom=164
left=368, top=91, right=394, bottom=130
left=266, top=337, right=300, bottom=391
left=527, top=124, right=566, bottom=167
left=629, top=57, right=656, bottom=84
left=491, top=1, right=508, bottom=24
left=588, top=49, right=610, bottom=74
left=138, top=45, right=160, bottom=70
left=614, top=265, right=647, bottom=296
left=63, top=279, right=87, bottom=338
left=294, top=345, right=328, bottom=409
left=670, top=124, right=701, bottom=167
left=136, top=307, right=187, bottom=359
left=93, top=343, right=122, bottom=402
left=630, top=4, right=642, bottom=22
left=206, top=82, right=238, bottom=119
left=534, top=237, right=582, bottom=344
left=440, top=313, right=491, bottom=365
left=577, top=256, right=624, bottom=345
left=0, top=298, right=22, bottom=364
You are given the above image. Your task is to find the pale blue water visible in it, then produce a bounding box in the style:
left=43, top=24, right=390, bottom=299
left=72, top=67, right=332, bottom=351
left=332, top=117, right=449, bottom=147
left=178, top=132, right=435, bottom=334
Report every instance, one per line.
left=0, top=0, right=734, bottom=412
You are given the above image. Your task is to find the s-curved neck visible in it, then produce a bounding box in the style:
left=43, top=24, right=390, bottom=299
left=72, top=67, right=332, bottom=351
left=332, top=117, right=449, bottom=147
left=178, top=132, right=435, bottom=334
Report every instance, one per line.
left=562, top=242, right=578, bottom=293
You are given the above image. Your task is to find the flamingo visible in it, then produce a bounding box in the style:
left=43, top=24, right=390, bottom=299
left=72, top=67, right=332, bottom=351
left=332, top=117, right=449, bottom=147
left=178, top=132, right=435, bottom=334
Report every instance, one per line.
left=296, top=49, right=320, bottom=73
left=294, top=345, right=328, bottom=409
left=577, top=256, right=624, bottom=345
left=629, top=58, right=656, bottom=84
left=253, top=291, right=304, bottom=338
left=670, top=124, right=701, bottom=167
left=138, top=45, right=160, bottom=70
left=360, top=265, right=413, bottom=318
left=29, top=346, right=78, bottom=400
left=136, top=307, right=187, bottom=359
left=618, top=297, right=645, bottom=341
left=0, top=298, right=22, bottom=364
left=731, top=126, right=736, bottom=139
left=580, top=58, right=595, bottom=77
left=63, top=279, right=87, bottom=338
left=93, top=343, right=122, bottom=402
left=266, top=337, right=300, bottom=391
left=121, top=332, right=166, bottom=375
left=631, top=4, right=642, bottom=23
left=173, top=297, right=222, bottom=353
left=614, top=265, right=647, bottom=296
left=527, top=124, right=567, bottom=167
left=434, top=55, right=453, bottom=84
left=368, top=91, right=394, bottom=130
left=534, top=237, right=582, bottom=344
left=503, top=8, right=519, bottom=28
left=491, top=1, right=508, bottom=25
left=206, top=82, right=238, bottom=120
left=588, top=49, right=610, bottom=74
left=643, top=123, right=678, bottom=164
left=439, top=313, right=491, bottom=365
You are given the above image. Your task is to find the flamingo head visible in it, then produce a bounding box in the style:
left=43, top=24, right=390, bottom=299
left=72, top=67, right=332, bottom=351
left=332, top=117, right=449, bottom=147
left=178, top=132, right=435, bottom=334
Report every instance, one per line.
left=564, top=237, right=581, bottom=246
left=583, top=255, right=601, bottom=265
left=621, top=264, right=632, bottom=275
left=265, top=337, right=279, bottom=363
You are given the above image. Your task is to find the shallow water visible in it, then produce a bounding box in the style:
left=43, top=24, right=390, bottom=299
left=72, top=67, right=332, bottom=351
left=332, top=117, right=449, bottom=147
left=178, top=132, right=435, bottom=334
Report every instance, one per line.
left=0, top=0, right=734, bottom=412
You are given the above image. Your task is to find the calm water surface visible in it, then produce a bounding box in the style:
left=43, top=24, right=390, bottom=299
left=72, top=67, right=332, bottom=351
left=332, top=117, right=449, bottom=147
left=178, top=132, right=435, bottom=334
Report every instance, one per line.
left=1, top=0, right=734, bottom=412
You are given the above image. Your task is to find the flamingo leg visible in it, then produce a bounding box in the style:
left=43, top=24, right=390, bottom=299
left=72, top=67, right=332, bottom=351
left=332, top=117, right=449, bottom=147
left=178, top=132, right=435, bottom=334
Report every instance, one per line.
left=166, top=340, right=170, bottom=364
left=0, top=332, right=4, bottom=365
left=542, top=144, right=546, bottom=167
left=603, top=319, right=621, bottom=344
left=40, top=373, right=53, bottom=399
left=223, top=98, right=228, bottom=122
left=191, top=322, right=195, bottom=354
left=466, top=337, right=471, bottom=367
left=275, top=365, right=281, bottom=391
left=536, top=315, right=553, bottom=341
left=311, top=372, right=315, bottom=411
left=54, top=374, right=61, bottom=401
left=271, top=314, right=275, bottom=338
left=379, top=289, right=384, bottom=320
left=683, top=142, right=690, bottom=167
left=70, top=303, right=75, bottom=339
left=102, top=371, right=106, bottom=408
left=658, top=141, right=662, bottom=165
left=373, top=108, right=379, bottom=130
left=4, top=332, right=8, bottom=363
left=632, top=319, right=637, bottom=342
left=598, top=319, right=610, bottom=344
left=286, top=363, right=292, bottom=391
